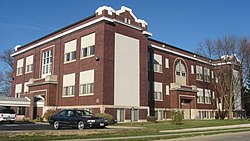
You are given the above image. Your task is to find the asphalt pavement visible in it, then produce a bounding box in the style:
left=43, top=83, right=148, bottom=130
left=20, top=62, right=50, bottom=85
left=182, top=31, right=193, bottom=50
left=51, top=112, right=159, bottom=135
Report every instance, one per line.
left=0, top=122, right=53, bottom=131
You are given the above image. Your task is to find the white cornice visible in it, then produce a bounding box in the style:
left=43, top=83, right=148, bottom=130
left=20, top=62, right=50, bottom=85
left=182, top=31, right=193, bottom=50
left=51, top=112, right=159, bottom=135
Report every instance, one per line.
left=149, top=44, right=211, bottom=65
left=149, top=44, right=240, bottom=67
left=11, top=16, right=150, bottom=57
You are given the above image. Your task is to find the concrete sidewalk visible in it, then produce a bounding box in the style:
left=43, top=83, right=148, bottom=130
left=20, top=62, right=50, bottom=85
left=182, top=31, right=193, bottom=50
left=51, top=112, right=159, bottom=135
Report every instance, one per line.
left=61, top=124, right=250, bottom=141
left=160, top=123, right=250, bottom=133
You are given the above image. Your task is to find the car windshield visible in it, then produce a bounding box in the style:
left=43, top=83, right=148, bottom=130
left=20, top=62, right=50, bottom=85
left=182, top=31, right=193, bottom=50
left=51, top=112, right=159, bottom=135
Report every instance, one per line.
left=76, top=110, right=93, bottom=116
left=0, top=109, right=15, bottom=114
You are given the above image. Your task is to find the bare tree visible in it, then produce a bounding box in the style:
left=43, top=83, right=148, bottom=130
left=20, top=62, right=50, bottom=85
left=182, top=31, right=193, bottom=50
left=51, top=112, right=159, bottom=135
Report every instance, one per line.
left=197, top=35, right=250, bottom=120
left=0, top=48, right=14, bottom=96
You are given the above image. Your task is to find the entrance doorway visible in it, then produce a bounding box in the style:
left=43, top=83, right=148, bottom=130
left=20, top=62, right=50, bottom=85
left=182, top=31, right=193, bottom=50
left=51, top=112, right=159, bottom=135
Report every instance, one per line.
left=181, top=99, right=192, bottom=119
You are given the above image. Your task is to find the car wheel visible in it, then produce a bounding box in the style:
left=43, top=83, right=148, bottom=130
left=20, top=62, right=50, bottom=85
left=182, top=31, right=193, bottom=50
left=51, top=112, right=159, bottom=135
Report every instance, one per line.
left=53, top=121, right=60, bottom=130
left=78, top=121, right=85, bottom=130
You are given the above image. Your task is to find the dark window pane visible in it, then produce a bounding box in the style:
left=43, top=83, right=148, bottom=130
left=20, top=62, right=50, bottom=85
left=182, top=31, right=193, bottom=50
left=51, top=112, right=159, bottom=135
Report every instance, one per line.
left=82, top=48, right=87, bottom=57
left=90, top=46, right=95, bottom=55
left=71, top=51, right=76, bottom=60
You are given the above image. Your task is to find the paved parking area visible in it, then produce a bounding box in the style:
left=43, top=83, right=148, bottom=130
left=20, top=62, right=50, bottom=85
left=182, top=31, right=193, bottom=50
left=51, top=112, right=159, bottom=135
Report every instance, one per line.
left=0, top=122, right=132, bottom=132
left=0, top=122, right=53, bottom=131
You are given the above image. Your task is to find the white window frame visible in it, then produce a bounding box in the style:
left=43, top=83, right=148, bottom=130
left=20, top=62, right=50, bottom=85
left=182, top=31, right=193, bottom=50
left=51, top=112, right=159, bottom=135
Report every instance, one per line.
left=81, top=45, right=95, bottom=58
left=15, top=83, right=22, bottom=98
left=62, top=73, right=75, bottom=97
left=42, top=50, right=53, bottom=78
left=204, top=68, right=210, bottom=82
left=153, top=54, right=162, bottom=73
left=79, top=83, right=94, bottom=95
left=205, top=89, right=211, bottom=104
left=191, top=65, right=194, bottom=74
left=166, top=85, right=170, bottom=95
left=154, top=82, right=163, bottom=101
left=79, top=70, right=94, bottom=96
left=24, top=82, right=29, bottom=93
left=16, top=58, right=24, bottom=76
left=165, top=58, right=169, bottom=68
left=196, top=65, right=203, bottom=81
left=116, top=109, right=125, bottom=122
left=81, top=33, right=95, bottom=59
left=64, top=40, right=77, bottom=63
left=155, top=110, right=164, bottom=120
left=63, top=86, right=75, bottom=97
left=197, top=88, right=204, bottom=103
left=25, top=55, right=33, bottom=74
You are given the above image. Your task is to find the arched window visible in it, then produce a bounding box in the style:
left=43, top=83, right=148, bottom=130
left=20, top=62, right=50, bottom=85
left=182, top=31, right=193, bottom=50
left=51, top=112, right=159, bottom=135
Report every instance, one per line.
left=175, top=60, right=186, bottom=85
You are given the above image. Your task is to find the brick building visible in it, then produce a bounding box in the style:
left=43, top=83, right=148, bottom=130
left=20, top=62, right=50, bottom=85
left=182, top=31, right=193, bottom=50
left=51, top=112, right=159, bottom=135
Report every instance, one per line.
left=8, top=6, right=242, bottom=121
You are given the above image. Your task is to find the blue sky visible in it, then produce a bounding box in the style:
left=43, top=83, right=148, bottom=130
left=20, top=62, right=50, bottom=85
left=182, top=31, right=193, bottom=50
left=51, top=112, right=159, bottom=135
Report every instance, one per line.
left=0, top=0, right=249, bottom=65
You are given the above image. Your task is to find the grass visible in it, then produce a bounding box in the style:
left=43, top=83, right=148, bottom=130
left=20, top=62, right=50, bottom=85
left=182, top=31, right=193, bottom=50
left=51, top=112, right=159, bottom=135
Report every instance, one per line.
left=1, top=119, right=250, bottom=141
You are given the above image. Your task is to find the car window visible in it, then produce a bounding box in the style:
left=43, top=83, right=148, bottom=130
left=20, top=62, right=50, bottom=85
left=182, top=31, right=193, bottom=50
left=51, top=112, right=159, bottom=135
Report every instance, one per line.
left=58, top=110, right=67, bottom=116
left=83, top=110, right=92, bottom=116
left=67, top=111, right=75, bottom=117
left=76, top=110, right=84, bottom=116
left=76, top=110, right=92, bottom=116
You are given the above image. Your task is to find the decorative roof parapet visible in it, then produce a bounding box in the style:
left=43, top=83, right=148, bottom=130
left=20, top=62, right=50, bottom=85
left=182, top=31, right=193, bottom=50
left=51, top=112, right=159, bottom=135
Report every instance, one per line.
left=95, top=6, right=148, bottom=27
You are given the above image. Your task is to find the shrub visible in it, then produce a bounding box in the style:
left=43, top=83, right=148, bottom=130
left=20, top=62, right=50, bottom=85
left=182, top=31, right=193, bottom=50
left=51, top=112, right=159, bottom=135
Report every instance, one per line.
left=170, top=110, right=183, bottom=125
left=43, top=109, right=58, bottom=121
left=95, top=113, right=116, bottom=125
left=146, top=116, right=157, bottom=123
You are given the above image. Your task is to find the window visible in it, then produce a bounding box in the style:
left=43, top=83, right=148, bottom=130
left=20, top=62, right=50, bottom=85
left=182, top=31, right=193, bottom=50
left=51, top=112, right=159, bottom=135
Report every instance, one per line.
left=196, top=65, right=203, bottom=81
left=124, top=18, right=127, bottom=23
left=154, top=92, right=163, bottom=100
left=65, top=51, right=76, bottom=62
left=80, top=83, right=94, bottom=94
left=204, top=68, right=210, bottom=82
left=63, top=86, right=75, bottom=96
left=175, top=60, right=186, bottom=77
left=153, top=54, right=162, bottom=73
left=154, top=82, right=163, bottom=100
left=81, top=33, right=95, bottom=58
left=205, top=89, right=211, bottom=104
left=17, top=107, right=25, bottom=115
left=166, top=85, right=170, bottom=95
left=81, top=45, right=94, bottom=58
left=211, top=71, right=214, bottom=79
left=165, top=58, right=169, bottom=68
left=124, top=18, right=131, bottom=24
left=15, top=83, right=22, bottom=98
left=199, top=111, right=214, bottom=119
left=212, top=91, right=215, bottom=99
left=175, top=60, right=187, bottom=86
left=24, top=82, right=29, bottom=93
left=155, top=110, right=164, bottom=120
left=79, top=70, right=94, bottom=96
left=191, top=65, right=194, bottom=74
left=64, top=39, right=77, bottom=62
left=131, top=109, right=139, bottom=121
left=117, top=109, right=125, bottom=122
left=42, top=50, right=53, bottom=78
left=16, top=58, right=24, bottom=76
left=25, top=55, right=33, bottom=73
left=197, top=88, right=204, bottom=103
left=128, top=19, right=131, bottom=24
left=62, top=73, right=75, bottom=97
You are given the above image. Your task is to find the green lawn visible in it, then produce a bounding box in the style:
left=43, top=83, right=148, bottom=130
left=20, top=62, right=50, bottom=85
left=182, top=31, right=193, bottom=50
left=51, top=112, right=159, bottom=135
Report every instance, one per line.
left=1, top=119, right=250, bottom=141
left=120, top=119, right=250, bottom=130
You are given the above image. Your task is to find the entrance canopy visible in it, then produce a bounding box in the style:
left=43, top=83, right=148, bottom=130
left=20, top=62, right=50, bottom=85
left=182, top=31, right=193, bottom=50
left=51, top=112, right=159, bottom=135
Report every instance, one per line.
left=0, top=97, right=30, bottom=107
